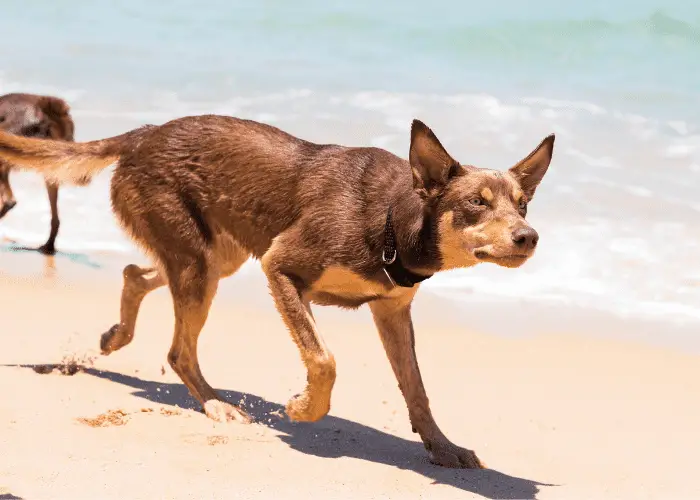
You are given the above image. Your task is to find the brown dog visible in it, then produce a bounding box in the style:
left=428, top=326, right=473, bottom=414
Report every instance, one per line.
left=0, top=115, right=554, bottom=468
left=0, top=92, right=79, bottom=254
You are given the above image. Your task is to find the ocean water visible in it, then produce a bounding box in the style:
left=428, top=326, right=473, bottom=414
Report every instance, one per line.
left=2, top=0, right=700, bottom=326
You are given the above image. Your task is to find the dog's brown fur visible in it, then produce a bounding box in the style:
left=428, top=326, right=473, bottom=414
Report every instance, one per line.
left=0, top=115, right=554, bottom=468
left=0, top=92, right=79, bottom=254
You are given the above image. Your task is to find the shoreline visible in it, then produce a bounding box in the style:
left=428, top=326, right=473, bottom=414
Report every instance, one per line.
left=3, top=245, right=700, bottom=354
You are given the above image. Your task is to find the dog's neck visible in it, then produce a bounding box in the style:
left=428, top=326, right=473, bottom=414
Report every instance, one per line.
left=387, top=192, right=442, bottom=277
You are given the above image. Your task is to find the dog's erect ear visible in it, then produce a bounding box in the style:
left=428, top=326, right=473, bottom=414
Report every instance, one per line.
left=409, top=119, right=462, bottom=191
left=508, top=134, right=555, bottom=200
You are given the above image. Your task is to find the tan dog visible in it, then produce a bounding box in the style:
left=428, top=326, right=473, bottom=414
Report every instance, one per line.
left=0, top=92, right=80, bottom=254
left=0, top=116, right=554, bottom=468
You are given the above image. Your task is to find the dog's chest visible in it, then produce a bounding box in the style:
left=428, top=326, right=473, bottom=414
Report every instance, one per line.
left=307, top=266, right=402, bottom=307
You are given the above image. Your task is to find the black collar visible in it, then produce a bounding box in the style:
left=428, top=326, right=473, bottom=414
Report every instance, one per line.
left=382, top=209, right=433, bottom=288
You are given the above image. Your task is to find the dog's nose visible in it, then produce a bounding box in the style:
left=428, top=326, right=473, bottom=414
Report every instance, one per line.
left=511, top=227, right=539, bottom=250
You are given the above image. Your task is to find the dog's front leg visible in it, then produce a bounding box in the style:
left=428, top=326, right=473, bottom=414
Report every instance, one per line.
left=262, top=248, right=336, bottom=423
left=38, top=180, right=59, bottom=255
left=369, top=295, right=484, bottom=469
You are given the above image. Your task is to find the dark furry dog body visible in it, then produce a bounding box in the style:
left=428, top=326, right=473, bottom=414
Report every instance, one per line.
left=0, top=92, right=79, bottom=253
left=0, top=115, right=554, bottom=468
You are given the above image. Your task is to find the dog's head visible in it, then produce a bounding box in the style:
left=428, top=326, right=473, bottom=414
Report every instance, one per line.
left=0, top=95, right=73, bottom=140
left=408, top=119, right=554, bottom=271
left=1, top=101, right=39, bottom=136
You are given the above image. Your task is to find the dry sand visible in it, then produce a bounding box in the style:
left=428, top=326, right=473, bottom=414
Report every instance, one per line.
left=0, top=249, right=699, bottom=499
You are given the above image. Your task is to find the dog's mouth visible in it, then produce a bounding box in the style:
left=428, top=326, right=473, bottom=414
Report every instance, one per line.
left=473, top=250, right=530, bottom=268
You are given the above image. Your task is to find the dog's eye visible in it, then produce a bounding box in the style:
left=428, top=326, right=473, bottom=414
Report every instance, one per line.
left=519, top=200, right=527, bottom=210
left=470, top=198, right=483, bottom=206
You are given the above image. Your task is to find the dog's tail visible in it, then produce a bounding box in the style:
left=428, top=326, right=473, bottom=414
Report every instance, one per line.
left=0, top=125, right=156, bottom=185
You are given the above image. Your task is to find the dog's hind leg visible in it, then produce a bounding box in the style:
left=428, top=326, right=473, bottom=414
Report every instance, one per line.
left=37, top=180, right=60, bottom=255
left=100, top=264, right=166, bottom=354
left=164, top=251, right=251, bottom=424
left=108, top=163, right=250, bottom=422
left=100, top=237, right=249, bottom=356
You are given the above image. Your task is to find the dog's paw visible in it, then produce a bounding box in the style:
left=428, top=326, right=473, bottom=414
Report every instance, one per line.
left=100, top=324, right=123, bottom=355
left=285, top=392, right=329, bottom=423
left=37, top=243, right=57, bottom=255
left=203, top=400, right=252, bottom=424
left=425, top=440, right=485, bottom=469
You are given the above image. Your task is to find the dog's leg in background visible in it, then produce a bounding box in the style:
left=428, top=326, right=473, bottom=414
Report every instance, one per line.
left=101, top=265, right=166, bottom=354
left=0, top=161, right=17, bottom=218
left=369, top=294, right=485, bottom=469
left=38, top=180, right=60, bottom=254
left=262, top=238, right=337, bottom=423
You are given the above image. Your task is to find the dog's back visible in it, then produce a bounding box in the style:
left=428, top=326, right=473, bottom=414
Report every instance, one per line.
left=0, top=112, right=417, bottom=266
left=111, top=115, right=413, bottom=261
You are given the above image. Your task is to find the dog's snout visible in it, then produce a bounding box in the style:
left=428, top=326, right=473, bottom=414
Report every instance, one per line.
left=511, top=227, right=539, bottom=250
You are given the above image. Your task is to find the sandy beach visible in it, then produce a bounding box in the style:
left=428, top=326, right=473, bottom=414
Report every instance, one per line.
left=0, top=249, right=697, bottom=500
left=2, top=0, right=699, bottom=498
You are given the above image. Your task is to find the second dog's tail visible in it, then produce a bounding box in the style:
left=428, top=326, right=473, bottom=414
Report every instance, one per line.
left=0, top=125, right=156, bottom=185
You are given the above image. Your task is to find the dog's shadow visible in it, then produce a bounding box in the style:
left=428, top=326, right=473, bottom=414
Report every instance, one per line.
left=0, top=242, right=102, bottom=269
left=47, top=367, right=552, bottom=499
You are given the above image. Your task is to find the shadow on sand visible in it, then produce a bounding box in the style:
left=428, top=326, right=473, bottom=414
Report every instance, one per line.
left=11, top=363, right=555, bottom=499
